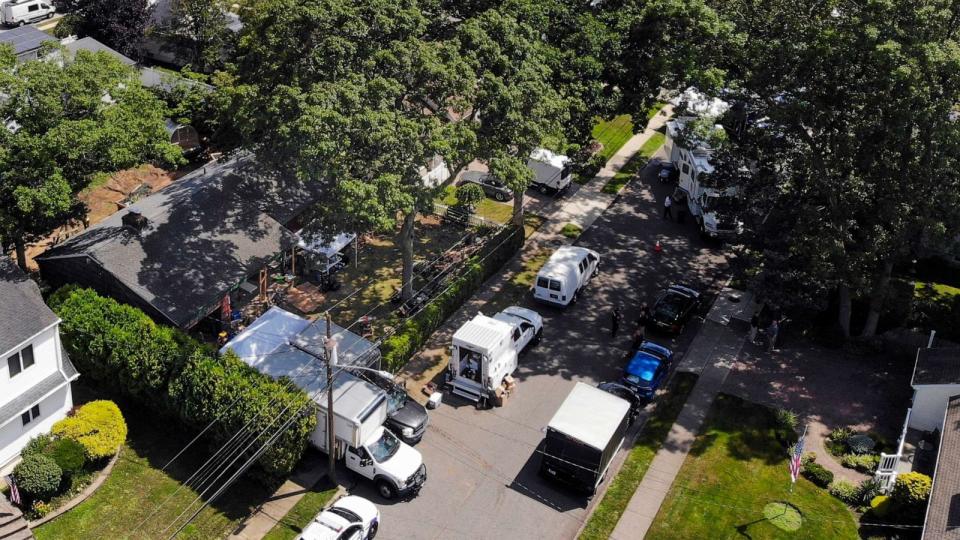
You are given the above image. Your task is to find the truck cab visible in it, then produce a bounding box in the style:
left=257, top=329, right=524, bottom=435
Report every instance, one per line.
left=345, top=426, right=427, bottom=500
left=448, top=314, right=519, bottom=406
left=492, top=306, right=544, bottom=354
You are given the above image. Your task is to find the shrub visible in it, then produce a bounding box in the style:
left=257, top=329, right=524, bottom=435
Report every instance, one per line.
left=29, top=500, right=53, bottom=520
left=381, top=224, right=524, bottom=371
left=848, top=434, right=876, bottom=454
left=456, top=183, right=485, bottom=210
left=46, top=438, right=87, bottom=476
left=775, top=408, right=799, bottom=434
left=801, top=451, right=817, bottom=466
left=828, top=426, right=853, bottom=444
left=13, top=455, right=62, bottom=500
left=841, top=453, right=880, bottom=473
left=828, top=479, right=859, bottom=504
left=21, top=434, right=52, bottom=458
left=891, top=472, right=932, bottom=507
left=857, top=479, right=883, bottom=506
left=801, top=462, right=834, bottom=488
left=870, top=495, right=893, bottom=518
left=52, top=401, right=127, bottom=460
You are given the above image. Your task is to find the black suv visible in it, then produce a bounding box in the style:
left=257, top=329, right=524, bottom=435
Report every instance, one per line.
left=365, top=373, right=430, bottom=444
left=649, top=284, right=701, bottom=334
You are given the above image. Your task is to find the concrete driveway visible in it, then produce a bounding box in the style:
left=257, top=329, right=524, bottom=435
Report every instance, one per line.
left=350, top=152, right=732, bottom=540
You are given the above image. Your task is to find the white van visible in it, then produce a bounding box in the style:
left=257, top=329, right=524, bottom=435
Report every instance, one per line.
left=1, top=0, right=55, bottom=26
left=533, top=246, right=600, bottom=307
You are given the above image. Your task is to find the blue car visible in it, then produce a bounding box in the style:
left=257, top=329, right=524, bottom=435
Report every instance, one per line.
left=622, top=341, right=674, bottom=399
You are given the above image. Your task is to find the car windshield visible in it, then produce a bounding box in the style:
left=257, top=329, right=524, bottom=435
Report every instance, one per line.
left=625, top=373, right=653, bottom=387
left=656, top=295, right=685, bottom=319
left=368, top=429, right=401, bottom=462
left=327, top=507, right=362, bottom=524
left=385, top=387, right=407, bottom=414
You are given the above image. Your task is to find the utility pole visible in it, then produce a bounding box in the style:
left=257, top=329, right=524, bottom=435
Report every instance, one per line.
left=324, top=313, right=336, bottom=483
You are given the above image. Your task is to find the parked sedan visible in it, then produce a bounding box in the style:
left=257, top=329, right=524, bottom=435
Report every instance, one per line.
left=597, top=381, right=643, bottom=425
left=621, top=341, right=674, bottom=400
left=649, top=284, right=701, bottom=334
left=460, top=171, right=514, bottom=202
left=298, top=495, right=380, bottom=540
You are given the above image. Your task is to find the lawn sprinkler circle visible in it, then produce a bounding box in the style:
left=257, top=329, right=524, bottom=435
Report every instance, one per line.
left=763, top=502, right=802, bottom=532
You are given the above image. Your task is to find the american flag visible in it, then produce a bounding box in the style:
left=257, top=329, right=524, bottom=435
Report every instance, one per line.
left=5, top=475, right=20, bottom=506
left=789, top=432, right=806, bottom=483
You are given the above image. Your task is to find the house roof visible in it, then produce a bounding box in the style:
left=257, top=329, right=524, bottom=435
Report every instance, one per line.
left=913, top=349, right=960, bottom=386
left=923, top=394, right=960, bottom=540
left=0, top=258, right=59, bottom=356
left=37, top=155, right=321, bottom=328
left=547, top=382, right=630, bottom=451
left=0, top=26, right=51, bottom=57
left=63, top=37, right=136, bottom=65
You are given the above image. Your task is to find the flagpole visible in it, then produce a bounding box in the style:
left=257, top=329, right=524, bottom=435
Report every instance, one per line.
left=789, top=423, right=809, bottom=494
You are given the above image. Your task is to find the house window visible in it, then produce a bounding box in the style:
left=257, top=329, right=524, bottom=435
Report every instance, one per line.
left=21, top=404, right=41, bottom=426
left=7, top=344, right=35, bottom=377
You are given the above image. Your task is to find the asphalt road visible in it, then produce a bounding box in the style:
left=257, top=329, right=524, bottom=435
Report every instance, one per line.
left=347, top=152, right=732, bottom=540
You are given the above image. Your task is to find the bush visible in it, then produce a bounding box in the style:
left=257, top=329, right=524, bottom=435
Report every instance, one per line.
left=381, top=224, right=524, bottom=371
left=46, top=438, right=87, bottom=476
left=840, top=453, right=880, bottom=473
left=870, top=495, right=893, bottom=518
left=828, top=479, right=859, bottom=505
left=857, top=479, right=883, bottom=506
left=13, top=455, right=62, bottom=500
left=775, top=408, right=799, bottom=434
left=801, top=451, right=817, bottom=466
left=29, top=500, right=53, bottom=520
left=456, top=183, right=485, bottom=210
left=848, top=434, right=876, bottom=454
left=52, top=400, right=127, bottom=460
left=801, top=462, right=834, bottom=488
left=828, top=426, right=853, bottom=444
left=21, top=434, right=52, bottom=458
left=891, top=472, right=932, bottom=507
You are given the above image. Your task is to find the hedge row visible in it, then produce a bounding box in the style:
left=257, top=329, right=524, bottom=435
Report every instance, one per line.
left=49, top=287, right=316, bottom=482
left=381, top=224, right=524, bottom=371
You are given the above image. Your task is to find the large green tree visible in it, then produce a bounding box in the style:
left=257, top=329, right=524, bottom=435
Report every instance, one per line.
left=718, top=0, right=960, bottom=337
left=152, top=0, right=233, bottom=73
left=0, top=48, right=182, bottom=269
left=55, top=0, right=153, bottom=58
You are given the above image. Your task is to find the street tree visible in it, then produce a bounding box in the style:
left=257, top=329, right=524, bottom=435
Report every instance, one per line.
left=153, top=0, right=233, bottom=72
left=719, top=0, right=960, bottom=338
left=55, top=0, right=153, bottom=58
left=0, top=50, right=182, bottom=269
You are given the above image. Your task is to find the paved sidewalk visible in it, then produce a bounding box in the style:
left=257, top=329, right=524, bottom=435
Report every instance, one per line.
left=609, top=299, right=747, bottom=540
left=398, top=108, right=674, bottom=400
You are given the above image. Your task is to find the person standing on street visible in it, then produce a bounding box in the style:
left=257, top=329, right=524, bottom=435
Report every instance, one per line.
left=748, top=313, right=760, bottom=344
left=611, top=307, right=623, bottom=338
left=766, top=319, right=779, bottom=352
left=663, top=194, right=673, bottom=220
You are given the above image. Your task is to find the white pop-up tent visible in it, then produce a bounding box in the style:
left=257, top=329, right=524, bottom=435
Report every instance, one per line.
left=297, top=232, right=356, bottom=259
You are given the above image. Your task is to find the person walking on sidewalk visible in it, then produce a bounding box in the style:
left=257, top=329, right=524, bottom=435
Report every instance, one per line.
left=663, top=194, right=673, bottom=220
left=611, top=307, right=623, bottom=338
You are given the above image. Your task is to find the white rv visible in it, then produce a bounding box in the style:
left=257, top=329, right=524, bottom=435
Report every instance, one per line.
left=222, top=307, right=427, bottom=499
left=533, top=246, right=600, bottom=307
left=448, top=313, right=519, bottom=406
left=1, top=0, right=54, bottom=26
left=528, top=148, right=573, bottom=194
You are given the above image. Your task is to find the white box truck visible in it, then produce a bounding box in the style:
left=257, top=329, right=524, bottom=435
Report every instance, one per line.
left=1, top=0, right=54, bottom=26
left=448, top=313, right=519, bottom=406
left=528, top=148, right=573, bottom=194
left=665, top=118, right=743, bottom=240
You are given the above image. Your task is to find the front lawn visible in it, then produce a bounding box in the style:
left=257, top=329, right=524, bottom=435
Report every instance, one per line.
left=645, top=394, right=859, bottom=540
left=437, top=185, right=514, bottom=224
left=592, top=115, right=635, bottom=163
left=262, top=481, right=338, bottom=540
left=601, top=132, right=665, bottom=195
left=579, top=373, right=698, bottom=540
left=34, top=396, right=271, bottom=540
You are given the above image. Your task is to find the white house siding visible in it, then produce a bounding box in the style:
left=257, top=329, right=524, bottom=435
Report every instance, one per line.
left=0, top=324, right=60, bottom=401
left=0, top=384, right=73, bottom=470
left=910, top=385, right=960, bottom=432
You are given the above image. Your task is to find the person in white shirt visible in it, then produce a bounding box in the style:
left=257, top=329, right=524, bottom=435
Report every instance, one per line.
left=663, top=194, right=673, bottom=220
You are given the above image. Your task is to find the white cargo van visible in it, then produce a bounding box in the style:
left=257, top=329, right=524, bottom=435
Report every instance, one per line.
left=533, top=246, right=600, bottom=307
left=1, top=0, right=55, bottom=26
left=448, top=313, right=519, bottom=406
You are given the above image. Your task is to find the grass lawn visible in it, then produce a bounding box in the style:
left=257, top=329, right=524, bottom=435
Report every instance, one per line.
left=645, top=394, right=860, bottom=540
left=592, top=115, right=635, bottom=163
left=481, top=248, right=552, bottom=314
left=560, top=223, right=582, bottom=239
left=914, top=281, right=960, bottom=297
left=262, top=481, right=338, bottom=540
left=601, top=132, right=665, bottom=195
left=437, top=185, right=514, bottom=224
left=646, top=101, right=667, bottom=121
left=34, top=394, right=271, bottom=540
left=579, top=373, right=699, bottom=540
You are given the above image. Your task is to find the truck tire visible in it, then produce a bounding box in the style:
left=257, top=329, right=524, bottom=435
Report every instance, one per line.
left=495, top=191, right=506, bottom=202
left=375, top=478, right=397, bottom=500
left=368, top=520, right=379, bottom=539
left=571, top=290, right=579, bottom=305
left=532, top=328, right=542, bottom=347
left=539, top=184, right=549, bottom=194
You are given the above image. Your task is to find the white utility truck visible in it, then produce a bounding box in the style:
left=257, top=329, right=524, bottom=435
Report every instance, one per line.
left=528, top=148, right=573, bottom=194
left=222, top=307, right=426, bottom=500
left=448, top=313, right=520, bottom=407
left=665, top=117, right=743, bottom=240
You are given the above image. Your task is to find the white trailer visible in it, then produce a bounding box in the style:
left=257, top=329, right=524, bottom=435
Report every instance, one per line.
left=448, top=314, right=519, bottom=406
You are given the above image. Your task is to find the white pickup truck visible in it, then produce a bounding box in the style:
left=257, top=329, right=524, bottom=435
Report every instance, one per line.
left=493, top=306, right=544, bottom=354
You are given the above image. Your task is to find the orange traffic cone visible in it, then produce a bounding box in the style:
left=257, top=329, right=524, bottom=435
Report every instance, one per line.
left=654, top=240, right=663, bottom=254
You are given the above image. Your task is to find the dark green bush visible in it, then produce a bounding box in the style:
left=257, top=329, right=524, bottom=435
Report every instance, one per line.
left=21, top=434, right=52, bottom=458
left=13, top=455, right=62, bottom=500
left=50, top=286, right=316, bottom=483
left=381, top=224, right=524, bottom=371
left=46, top=438, right=87, bottom=476
left=801, top=462, right=834, bottom=488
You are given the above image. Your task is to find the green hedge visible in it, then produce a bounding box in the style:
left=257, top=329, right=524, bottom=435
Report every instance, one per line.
left=381, top=224, right=524, bottom=371
left=49, top=287, right=316, bottom=483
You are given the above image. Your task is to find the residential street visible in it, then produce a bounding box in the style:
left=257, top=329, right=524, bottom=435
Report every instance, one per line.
left=346, top=150, right=732, bottom=540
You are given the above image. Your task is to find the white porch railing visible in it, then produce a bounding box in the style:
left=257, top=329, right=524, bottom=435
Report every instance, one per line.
left=875, top=408, right=911, bottom=492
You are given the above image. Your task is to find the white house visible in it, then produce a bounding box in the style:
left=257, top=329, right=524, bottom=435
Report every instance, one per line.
left=0, top=258, right=79, bottom=473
